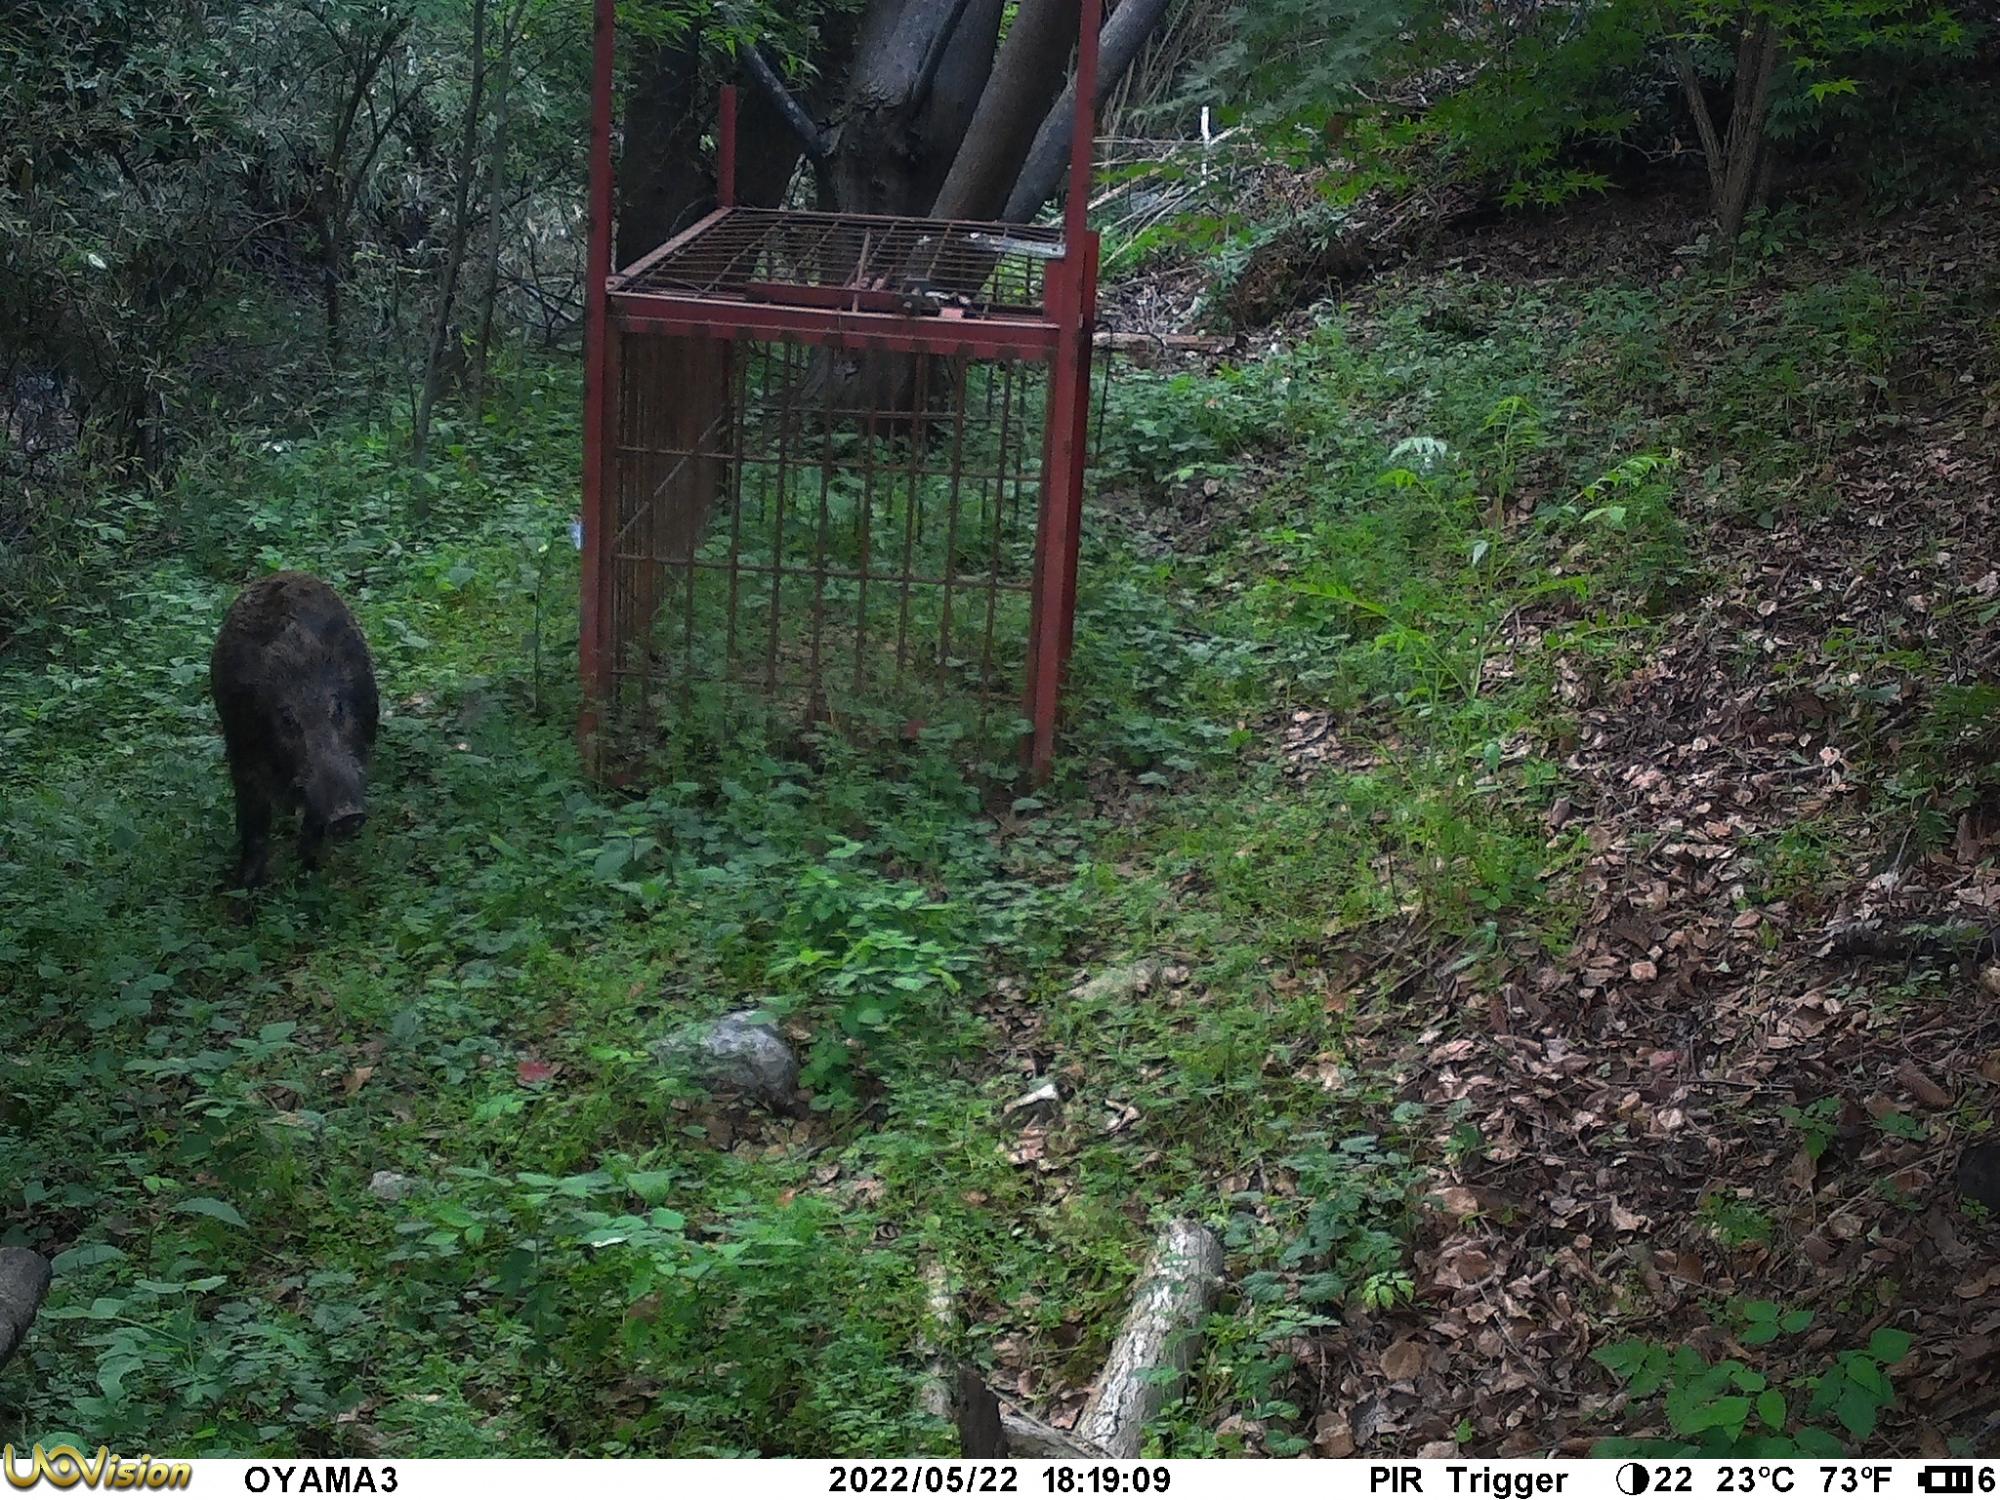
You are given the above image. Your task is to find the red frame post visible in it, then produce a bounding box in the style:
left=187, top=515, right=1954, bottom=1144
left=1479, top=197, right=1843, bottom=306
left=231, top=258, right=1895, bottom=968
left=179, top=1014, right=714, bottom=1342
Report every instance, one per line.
left=577, top=0, right=618, bottom=767
left=1025, top=0, right=1104, bottom=782
left=718, top=85, right=738, bottom=207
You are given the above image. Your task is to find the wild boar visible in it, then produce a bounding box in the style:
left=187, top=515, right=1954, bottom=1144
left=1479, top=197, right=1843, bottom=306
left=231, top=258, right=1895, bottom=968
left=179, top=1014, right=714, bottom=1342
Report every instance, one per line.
left=210, top=571, right=378, bottom=887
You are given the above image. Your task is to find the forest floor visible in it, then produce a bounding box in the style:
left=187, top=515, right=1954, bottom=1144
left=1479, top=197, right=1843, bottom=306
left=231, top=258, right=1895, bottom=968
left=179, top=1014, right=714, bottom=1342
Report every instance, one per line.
left=6, top=171, right=2000, bottom=1458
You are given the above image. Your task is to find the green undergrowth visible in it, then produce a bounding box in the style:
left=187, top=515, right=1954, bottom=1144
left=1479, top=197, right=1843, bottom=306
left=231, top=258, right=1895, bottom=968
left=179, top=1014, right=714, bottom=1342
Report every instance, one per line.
left=0, top=256, right=1734, bottom=1457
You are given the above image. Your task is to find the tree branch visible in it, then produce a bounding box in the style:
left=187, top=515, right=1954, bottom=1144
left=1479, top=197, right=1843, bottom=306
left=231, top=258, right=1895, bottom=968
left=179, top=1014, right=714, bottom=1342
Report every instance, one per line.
left=910, top=0, right=978, bottom=112
left=741, top=44, right=830, bottom=161
left=1669, top=42, right=1725, bottom=200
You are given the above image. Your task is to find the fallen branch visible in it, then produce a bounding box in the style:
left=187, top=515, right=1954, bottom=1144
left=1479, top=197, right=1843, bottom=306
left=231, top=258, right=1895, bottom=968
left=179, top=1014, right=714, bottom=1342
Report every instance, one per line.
left=1092, top=331, right=1235, bottom=362
left=1073, top=1219, right=1225, bottom=1458
left=914, top=1219, right=1224, bottom=1459
left=918, top=1262, right=1006, bottom=1458
left=998, top=1400, right=1107, bottom=1459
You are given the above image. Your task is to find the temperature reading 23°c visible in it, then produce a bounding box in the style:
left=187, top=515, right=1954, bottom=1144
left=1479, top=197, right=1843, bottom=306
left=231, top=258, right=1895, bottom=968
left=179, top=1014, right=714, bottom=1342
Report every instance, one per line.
left=1719, top=1467, right=1797, bottom=1493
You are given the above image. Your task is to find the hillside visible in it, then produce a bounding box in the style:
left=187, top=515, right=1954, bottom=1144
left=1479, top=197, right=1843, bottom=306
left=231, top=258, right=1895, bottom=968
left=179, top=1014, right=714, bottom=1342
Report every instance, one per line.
left=7, top=160, right=2000, bottom=1457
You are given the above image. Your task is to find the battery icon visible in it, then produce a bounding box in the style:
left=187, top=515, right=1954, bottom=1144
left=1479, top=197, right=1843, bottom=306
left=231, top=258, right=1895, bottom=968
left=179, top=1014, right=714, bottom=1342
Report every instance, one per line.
left=1919, top=1468, right=1976, bottom=1495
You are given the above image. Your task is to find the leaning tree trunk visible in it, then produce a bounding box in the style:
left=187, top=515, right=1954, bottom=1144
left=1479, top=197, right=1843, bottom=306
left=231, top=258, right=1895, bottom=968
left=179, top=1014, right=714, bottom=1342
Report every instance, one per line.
left=1003, top=0, right=1173, bottom=223
left=929, top=0, right=1078, bottom=221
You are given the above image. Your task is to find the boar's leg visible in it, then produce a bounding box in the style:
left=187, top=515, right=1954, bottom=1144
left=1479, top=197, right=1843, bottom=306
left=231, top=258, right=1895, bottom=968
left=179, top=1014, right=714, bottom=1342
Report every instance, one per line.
left=298, top=811, right=326, bottom=873
left=231, top=768, right=274, bottom=888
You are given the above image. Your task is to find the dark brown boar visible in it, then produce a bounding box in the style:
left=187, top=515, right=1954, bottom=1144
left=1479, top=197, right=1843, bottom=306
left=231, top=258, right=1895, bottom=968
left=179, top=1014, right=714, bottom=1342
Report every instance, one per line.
left=210, top=571, right=379, bottom=888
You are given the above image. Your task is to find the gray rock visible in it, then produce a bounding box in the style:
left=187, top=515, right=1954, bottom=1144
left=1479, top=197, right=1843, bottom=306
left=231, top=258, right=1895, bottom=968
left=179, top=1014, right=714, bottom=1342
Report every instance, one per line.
left=368, top=1171, right=418, bottom=1203
left=652, top=1010, right=801, bottom=1112
left=1069, top=959, right=1162, bottom=1006
left=0, top=1247, right=51, bottom=1371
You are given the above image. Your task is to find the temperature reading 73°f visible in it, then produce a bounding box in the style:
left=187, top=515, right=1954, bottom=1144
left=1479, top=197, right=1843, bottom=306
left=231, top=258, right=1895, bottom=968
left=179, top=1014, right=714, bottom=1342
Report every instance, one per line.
left=1820, top=1468, right=1892, bottom=1494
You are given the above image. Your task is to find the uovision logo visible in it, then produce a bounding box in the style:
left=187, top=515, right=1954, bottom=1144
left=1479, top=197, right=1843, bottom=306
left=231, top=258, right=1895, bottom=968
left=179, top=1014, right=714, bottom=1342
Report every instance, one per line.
left=1, top=1447, right=192, bottom=1491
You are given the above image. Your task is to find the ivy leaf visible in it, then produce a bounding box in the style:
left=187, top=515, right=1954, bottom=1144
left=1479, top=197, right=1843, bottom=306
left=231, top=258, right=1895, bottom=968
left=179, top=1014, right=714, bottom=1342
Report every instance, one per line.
left=178, top=1196, right=248, bottom=1229
left=1755, top=1389, right=1786, bottom=1431
left=1867, top=1327, right=1912, bottom=1364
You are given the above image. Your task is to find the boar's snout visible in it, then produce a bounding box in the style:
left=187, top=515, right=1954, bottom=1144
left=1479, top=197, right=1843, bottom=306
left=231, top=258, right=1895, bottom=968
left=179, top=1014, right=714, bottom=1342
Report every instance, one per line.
left=327, top=808, right=367, bottom=841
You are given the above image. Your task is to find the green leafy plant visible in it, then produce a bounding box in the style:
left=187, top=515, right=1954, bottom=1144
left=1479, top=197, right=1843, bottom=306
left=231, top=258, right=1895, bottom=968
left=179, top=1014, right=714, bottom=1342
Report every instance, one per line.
left=1594, top=1310, right=1911, bottom=1456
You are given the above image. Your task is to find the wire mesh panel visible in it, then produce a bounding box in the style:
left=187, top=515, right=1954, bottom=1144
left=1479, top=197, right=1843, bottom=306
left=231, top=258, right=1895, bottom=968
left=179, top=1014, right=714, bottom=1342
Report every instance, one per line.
left=619, top=209, right=1066, bottom=319
left=597, top=331, right=1048, bottom=760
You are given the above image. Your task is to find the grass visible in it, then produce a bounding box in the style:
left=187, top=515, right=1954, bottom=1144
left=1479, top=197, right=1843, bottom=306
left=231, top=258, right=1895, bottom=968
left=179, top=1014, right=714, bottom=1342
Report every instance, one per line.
left=3, top=255, right=1709, bottom=1457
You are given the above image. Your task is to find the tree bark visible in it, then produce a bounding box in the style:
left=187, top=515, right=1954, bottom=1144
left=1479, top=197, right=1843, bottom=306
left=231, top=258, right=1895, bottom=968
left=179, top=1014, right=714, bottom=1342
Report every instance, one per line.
left=911, top=0, right=1004, bottom=211
left=468, top=4, right=522, bottom=411
left=1669, top=43, right=1725, bottom=204
left=617, top=27, right=706, bottom=266
left=413, top=0, right=489, bottom=470
left=1002, top=0, right=1173, bottom=223
left=929, top=0, right=1077, bottom=221
left=1072, top=1220, right=1225, bottom=1459
left=826, top=0, right=987, bottom=218
left=1715, top=14, right=1781, bottom=248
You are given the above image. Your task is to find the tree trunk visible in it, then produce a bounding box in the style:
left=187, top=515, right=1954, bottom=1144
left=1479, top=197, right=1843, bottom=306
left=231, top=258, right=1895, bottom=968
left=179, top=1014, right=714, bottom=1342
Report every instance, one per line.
left=617, top=27, right=706, bottom=266
left=1002, top=0, right=1172, bottom=223
left=468, top=8, right=520, bottom=412
left=308, top=11, right=409, bottom=371
left=929, top=0, right=1077, bottom=221
left=1714, top=15, right=1781, bottom=250
left=910, top=0, right=1004, bottom=211
left=413, top=0, right=489, bottom=471
left=825, top=0, right=986, bottom=218
left=734, top=7, right=867, bottom=211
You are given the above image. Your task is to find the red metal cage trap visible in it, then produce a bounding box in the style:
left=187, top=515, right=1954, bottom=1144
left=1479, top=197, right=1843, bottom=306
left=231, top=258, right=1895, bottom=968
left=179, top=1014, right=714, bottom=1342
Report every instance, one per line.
left=577, top=0, right=1103, bottom=781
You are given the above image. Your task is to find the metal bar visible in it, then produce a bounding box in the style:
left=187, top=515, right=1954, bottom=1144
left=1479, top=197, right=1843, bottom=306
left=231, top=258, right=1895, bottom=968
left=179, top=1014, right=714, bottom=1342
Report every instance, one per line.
left=854, top=375, right=878, bottom=699
left=576, top=0, right=618, bottom=769
left=616, top=444, right=1027, bottom=491
left=936, top=361, right=969, bottom=679
left=723, top=341, right=749, bottom=680
left=612, top=297, right=1061, bottom=358
left=892, top=358, right=929, bottom=691
left=718, top=85, right=738, bottom=208
left=809, top=361, right=834, bottom=722
left=981, top=360, right=1016, bottom=716
left=1054, top=232, right=1100, bottom=684
left=741, top=281, right=943, bottom=315
left=680, top=347, right=700, bottom=709
left=609, top=208, right=730, bottom=287
left=607, top=667, right=1018, bottom=698
left=1067, top=0, right=1104, bottom=256
left=604, top=558, right=1030, bottom=592
left=766, top=343, right=795, bottom=696
left=1027, top=264, right=1084, bottom=780
left=710, top=213, right=777, bottom=294
left=627, top=204, right=1062, bottom=237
